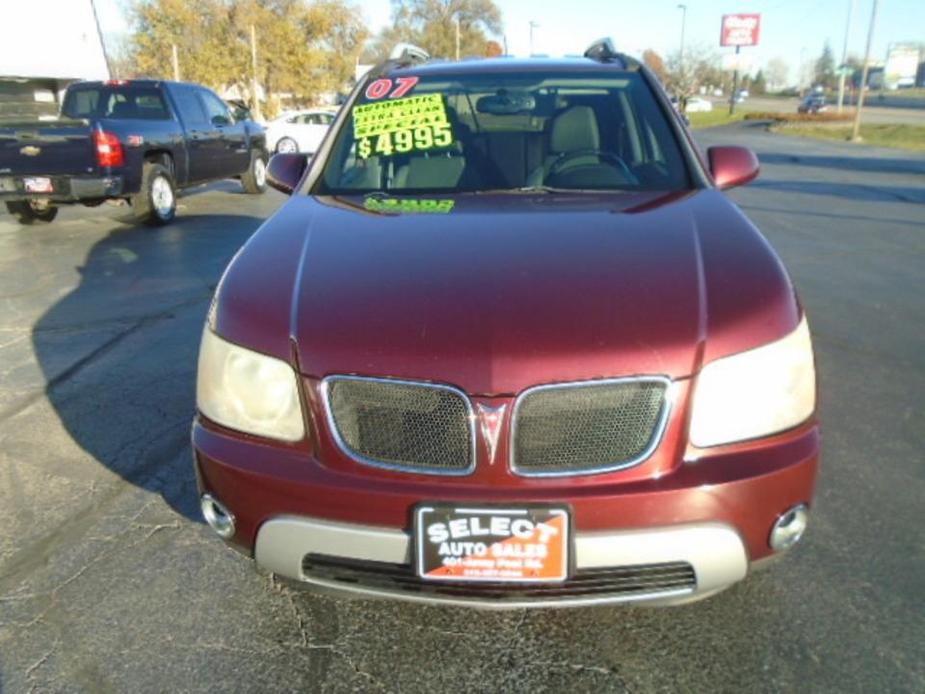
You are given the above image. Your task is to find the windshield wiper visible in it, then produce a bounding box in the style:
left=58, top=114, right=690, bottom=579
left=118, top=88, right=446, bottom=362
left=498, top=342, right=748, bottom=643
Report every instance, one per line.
left=471, top=185, right=599, bottom=195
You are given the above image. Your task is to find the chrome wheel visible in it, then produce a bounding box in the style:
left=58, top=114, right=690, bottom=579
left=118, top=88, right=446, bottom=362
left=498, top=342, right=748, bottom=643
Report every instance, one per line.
left=277, top=138, right=297, bottom=154
left=254, top=157, right=267, bottom=187
left=151, top=175, right=174, bottom=217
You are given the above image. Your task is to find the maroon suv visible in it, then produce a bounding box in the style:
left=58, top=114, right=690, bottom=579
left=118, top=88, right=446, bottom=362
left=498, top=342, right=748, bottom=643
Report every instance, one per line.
left=192, top=41, right=818, bottom=608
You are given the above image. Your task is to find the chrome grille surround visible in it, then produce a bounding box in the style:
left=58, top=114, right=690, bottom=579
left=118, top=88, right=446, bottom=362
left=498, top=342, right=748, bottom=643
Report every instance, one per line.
left=511, top=376, right=673, bottom=477
left=322, top=375, right=476, bottom=476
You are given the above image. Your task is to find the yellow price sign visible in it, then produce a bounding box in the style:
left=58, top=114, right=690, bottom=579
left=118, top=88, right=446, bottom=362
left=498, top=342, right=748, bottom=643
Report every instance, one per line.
left=353, top=94, right=455, bottom=159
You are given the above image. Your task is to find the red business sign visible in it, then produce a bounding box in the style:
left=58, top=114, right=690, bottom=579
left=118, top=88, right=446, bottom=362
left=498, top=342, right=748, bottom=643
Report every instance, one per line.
left=720, top=14, right=761, bottom=47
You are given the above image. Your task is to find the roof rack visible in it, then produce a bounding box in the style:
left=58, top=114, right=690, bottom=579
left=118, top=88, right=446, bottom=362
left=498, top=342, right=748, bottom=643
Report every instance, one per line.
left=584, top=38, right=620, bottom=63
left=389, top=43, right=430, bottom=66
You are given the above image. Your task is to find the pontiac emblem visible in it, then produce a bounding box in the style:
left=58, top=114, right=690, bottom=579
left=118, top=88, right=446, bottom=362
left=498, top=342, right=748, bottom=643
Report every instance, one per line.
left=476, top=403, right=507, bottom=466
left=20, top=145, right=41, bottom=157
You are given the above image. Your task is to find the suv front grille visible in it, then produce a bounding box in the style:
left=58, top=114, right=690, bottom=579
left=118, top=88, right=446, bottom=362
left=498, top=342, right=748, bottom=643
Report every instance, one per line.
left=512, top=378, right=670, bottom=476
left=302, top=554, right=696, bottom=603
left=324, top=376, right=474, bottom=475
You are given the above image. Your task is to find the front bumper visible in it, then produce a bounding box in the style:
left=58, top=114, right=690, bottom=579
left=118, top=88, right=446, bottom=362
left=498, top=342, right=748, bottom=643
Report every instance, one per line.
left=193, top=418, right=819, bottom=608
left=256, top=516, right=747, bottom=608
left=0, top=174, right=124, bottom=202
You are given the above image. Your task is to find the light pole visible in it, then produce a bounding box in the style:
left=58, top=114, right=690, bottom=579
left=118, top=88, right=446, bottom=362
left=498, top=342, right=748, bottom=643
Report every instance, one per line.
left=677, top=4, right=687, bottom=73
left=529, top=20, right=539, bottom=56
left=837, top=0, right=856, bottom=112
left=455, top=15, right=461, bottom=61
left=851, top=0, right=880, bottom=142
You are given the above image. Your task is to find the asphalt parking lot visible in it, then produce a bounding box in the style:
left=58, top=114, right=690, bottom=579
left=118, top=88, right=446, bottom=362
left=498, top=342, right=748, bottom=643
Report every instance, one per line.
left=1, top=126, right=923, bottom=693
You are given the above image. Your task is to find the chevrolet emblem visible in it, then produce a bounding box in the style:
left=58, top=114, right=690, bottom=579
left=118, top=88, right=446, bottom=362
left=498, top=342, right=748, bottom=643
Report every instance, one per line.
left=20, top=145, right=41, bottom=157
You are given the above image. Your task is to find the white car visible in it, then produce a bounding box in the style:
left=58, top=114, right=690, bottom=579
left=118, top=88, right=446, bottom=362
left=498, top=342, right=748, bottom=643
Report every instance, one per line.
left=265, top=109, right=336, bottom=154
left=685, top=97, right=713, bottom=113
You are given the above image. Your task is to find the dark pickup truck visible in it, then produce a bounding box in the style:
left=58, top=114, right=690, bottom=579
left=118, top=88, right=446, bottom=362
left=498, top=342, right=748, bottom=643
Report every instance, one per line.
left=0, top=80, right=268, bottom=225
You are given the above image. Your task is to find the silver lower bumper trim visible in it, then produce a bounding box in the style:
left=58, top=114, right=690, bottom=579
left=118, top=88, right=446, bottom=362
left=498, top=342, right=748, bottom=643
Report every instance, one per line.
left=255, top=516, right=748, bottom=609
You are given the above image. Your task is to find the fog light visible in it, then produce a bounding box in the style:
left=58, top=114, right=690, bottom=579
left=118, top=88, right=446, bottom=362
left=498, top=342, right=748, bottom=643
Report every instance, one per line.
left=201, top=494, right=236, bottom=539
left=769, top=504, right=808, bottom=551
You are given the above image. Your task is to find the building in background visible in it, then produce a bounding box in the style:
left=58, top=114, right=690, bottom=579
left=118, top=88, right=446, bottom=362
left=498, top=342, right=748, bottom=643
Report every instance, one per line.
left=0, top=0, right=110, bottom=120
left=883, top=43, right=925, bottom=89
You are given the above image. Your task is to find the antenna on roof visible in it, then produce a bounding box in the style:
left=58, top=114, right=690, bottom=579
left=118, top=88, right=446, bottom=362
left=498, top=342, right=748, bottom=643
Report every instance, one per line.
left=584, top=37, right=620, bottom=63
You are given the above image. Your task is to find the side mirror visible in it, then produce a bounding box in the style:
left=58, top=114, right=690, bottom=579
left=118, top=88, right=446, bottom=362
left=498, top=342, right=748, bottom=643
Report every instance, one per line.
left=707, top=145, right=759, bottom=190
left=212, top=114, right=231, bottom=127
left=266, top=153, right=309, bottom=194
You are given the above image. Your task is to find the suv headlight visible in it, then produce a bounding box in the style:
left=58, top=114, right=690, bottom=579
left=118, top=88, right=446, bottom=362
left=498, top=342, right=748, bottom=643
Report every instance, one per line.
left=689, top=316, right=816, bottom=448
left=196, top=328, right=305, bottom=442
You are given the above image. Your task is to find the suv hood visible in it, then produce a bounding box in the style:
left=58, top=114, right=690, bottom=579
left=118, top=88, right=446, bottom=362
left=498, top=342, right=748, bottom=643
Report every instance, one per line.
left=214, top=191, right=798, bottom=396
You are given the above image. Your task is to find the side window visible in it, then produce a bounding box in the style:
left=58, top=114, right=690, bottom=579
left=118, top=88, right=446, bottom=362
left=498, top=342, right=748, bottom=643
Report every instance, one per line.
left=306, top=114, right=321, bottom=125
left=134, top=92, right=170, bottom=119
left=172, top=87, right=208, bottom=127
left=286, top=114, right=300, bottom=124
left=322, top=114, right=334, bottom=124
left=199, top=90, right=232, bottom=125
left=63, top=89, right=101, bottom=118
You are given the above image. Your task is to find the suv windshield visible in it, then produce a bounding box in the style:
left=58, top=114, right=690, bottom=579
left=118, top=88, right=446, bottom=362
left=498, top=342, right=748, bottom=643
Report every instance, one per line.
left=315, top=69, right=690, bottom=195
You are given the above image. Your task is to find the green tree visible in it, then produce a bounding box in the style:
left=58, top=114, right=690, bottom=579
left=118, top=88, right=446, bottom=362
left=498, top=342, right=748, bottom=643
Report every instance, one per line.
left=814, top=41, right=836, bottom=90
left=751, top=69, right=767, bottom=95
left=367, top=0, right=502, bottom=62
left=128, top=0, right=367, bottom=114
left=131, top=0, right=237, bottom=86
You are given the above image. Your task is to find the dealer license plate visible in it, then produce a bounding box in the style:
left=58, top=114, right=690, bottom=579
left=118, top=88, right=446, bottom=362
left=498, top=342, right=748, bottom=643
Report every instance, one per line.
left=414, top=504, right=570, bottom=583
left=23, top=177, right=53, bottom=193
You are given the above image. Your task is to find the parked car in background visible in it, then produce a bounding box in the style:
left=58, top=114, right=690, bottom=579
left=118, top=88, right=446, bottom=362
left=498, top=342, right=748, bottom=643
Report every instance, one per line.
left=798, top=95, right=828, bottom=114
left=685, top=96, right=713, bottom=113
left=265, top=109, right=336, bottom=154
left=193, top=41, right=819, bottom=609
left=0, top=79, right=268, bottom=225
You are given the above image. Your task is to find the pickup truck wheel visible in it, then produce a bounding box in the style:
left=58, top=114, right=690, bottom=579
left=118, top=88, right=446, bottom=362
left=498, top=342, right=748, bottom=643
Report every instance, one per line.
left=5, top=200, right=58, bottom=225
left=241, top=151, right=268, bottom=194
left=132, top=163, right=176, bottom=226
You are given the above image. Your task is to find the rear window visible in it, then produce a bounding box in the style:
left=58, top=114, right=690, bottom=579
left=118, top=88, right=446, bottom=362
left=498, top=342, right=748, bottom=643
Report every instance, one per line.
left=62, top=86, right=170, bottom=120
left=315, top=69, right=689, bottom=195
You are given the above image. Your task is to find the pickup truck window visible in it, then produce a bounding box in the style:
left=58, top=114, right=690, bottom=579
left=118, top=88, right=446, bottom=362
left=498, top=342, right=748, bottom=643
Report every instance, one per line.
left=172, top=86, right=209, bottom=127
left=62, top=86, right=170, bottom=121
left=200, top=90, right=233, bottom=126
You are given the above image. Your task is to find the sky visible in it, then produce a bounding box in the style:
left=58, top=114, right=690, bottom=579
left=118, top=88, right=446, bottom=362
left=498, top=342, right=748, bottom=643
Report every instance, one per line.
left=95, top=0, right=925, bottom=84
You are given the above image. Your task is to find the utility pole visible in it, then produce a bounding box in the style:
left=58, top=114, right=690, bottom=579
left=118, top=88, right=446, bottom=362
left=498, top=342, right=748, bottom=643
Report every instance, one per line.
left=529, top=21, right=539, bottom=56
left=677, top=4, right=687, bottom=74
left=250, top=24, right=262, bottom=122
left=851, top=0, right=879, bottom=142
left=455, top=15, right=461, bottom=61
left=837, top=0, right=856, bottom=112
left=171, top=44, right=180, bottom=81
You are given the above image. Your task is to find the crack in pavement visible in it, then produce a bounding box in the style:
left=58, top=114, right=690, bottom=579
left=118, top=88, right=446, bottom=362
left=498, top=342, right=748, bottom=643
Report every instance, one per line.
left=268, top=575, right=389, bottom=691
left=0, top=498, right=182, bottom=624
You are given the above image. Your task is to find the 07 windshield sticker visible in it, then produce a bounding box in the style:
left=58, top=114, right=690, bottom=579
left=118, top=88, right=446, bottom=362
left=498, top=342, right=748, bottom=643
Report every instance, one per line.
left=364, top=76, right=419, bottom=100
left=364, top=198, right=455, bottom=214
left=353, top=94, right=454, bottom=158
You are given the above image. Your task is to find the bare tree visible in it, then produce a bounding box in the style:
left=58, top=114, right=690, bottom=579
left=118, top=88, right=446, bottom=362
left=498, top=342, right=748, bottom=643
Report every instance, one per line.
left=665, top=45, right=723, bottom=104
left=765, top=57, right=789, bottom=92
